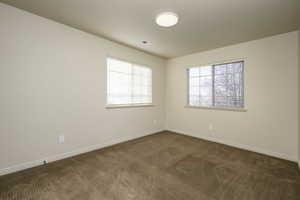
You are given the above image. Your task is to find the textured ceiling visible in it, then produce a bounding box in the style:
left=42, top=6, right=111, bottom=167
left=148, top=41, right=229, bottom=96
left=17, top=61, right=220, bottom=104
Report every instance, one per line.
left=1, top=0, right=300, bottom=58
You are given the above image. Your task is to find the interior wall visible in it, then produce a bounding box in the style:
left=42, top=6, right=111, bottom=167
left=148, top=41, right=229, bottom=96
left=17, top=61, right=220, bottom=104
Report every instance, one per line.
left=166, top=31, right=299, bottom=162
left=0, top=3, right=166, bottom=174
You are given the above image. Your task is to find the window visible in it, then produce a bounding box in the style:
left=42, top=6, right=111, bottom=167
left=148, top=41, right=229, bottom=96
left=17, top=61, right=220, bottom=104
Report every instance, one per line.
left=107, top=57, right=152, bottom=106
left=188, top=61, right=244, bottom=108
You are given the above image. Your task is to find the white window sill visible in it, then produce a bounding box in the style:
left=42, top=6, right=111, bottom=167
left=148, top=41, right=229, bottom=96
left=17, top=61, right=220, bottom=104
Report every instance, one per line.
left=106, top=104, right=154, bottom=109
left=185, top=105, right=247, bottom=112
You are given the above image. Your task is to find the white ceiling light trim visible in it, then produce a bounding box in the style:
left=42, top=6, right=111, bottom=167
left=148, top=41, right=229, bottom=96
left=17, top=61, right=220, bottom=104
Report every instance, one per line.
left=156, top=12, right=179, bottom=27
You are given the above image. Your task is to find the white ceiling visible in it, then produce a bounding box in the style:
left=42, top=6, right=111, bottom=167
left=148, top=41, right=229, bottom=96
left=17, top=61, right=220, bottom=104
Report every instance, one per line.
left=1, top=0, right=300, bottom=58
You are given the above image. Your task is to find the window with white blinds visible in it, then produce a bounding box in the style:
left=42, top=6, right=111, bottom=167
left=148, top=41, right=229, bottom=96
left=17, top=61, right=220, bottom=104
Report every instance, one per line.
left=107, top=58, right=152, bottom=106
left=188, top=61, right=244, bottom=108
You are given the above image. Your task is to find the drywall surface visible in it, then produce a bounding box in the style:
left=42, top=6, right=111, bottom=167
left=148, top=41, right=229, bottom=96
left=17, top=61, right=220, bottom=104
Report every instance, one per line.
left=166, top=31, right=299, bottom=161
left=0, top=3, right=165, bottom=174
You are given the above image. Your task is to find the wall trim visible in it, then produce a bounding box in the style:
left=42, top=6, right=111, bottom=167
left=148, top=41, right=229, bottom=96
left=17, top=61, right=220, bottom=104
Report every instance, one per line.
left=0, top=129, right=164, bottom=176
left=1, top=128, right=297, bottom=176
left=167, top=129, right=298, bottom=163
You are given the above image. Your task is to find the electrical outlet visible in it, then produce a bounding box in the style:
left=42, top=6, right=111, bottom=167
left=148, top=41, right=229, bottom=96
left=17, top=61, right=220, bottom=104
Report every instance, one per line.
left=209, top=123, right=213, bottom=131
left=58, top=135, right=65, bottom=144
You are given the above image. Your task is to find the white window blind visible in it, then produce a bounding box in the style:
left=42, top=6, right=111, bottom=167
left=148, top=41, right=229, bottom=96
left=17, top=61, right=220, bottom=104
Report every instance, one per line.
left=107, top=58, right=152, bottom=106
left=188, top=61, right=244, bottom=108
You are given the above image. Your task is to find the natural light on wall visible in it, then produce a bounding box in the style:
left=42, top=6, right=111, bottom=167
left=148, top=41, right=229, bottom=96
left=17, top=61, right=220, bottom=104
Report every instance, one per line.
left=107, top=58, right=152, bottom=106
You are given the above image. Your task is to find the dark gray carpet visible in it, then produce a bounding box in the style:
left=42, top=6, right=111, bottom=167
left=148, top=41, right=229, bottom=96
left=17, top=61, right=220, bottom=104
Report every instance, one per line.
left=0, top=131, right=299, bottom=200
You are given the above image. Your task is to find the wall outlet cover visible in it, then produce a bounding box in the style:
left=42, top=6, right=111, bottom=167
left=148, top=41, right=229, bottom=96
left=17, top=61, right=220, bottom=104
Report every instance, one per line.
left=209, top=123, right=213, bottom=131
left=58, top=135, right=65, bottom=144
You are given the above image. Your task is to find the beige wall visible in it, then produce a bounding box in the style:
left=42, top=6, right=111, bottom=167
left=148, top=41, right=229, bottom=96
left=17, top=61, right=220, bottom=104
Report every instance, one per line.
left=0, top=3, right=166, bottom=174
left=166, top=31, right=299, bottom=161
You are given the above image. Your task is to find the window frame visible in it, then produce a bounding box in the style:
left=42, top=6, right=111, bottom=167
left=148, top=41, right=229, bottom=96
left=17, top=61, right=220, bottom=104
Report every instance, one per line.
left=186, top=60, right=246, bottom=112
left=106, top=57, right=153, bottom=109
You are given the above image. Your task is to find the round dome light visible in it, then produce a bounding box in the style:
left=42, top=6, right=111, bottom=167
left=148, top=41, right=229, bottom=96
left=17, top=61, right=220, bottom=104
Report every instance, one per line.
left=156, top=12, right=179, bottom=27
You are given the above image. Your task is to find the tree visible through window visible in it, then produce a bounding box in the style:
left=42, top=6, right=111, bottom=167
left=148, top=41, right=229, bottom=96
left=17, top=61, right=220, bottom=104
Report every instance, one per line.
left=107, top=58, right=152, bottom=106
left=188, top=61, right=244, bottom=108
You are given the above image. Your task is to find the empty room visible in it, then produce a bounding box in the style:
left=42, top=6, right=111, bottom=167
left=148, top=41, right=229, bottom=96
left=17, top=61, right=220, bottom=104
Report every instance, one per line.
left=0, top=0, right=300, bottom=199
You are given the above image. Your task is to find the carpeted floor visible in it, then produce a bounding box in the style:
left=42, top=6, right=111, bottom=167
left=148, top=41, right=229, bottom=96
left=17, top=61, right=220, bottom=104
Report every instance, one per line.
left=0, top=131, right=299, bottom=200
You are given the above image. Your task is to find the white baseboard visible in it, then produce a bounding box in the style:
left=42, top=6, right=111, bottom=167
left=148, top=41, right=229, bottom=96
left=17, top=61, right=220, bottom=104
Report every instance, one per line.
left=167, top=129, right=298, bottom=162
left=0, top=129, right=164, bottom=176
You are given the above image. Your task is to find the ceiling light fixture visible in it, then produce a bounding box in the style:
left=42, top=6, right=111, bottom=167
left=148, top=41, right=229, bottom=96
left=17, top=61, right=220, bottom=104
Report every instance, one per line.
left=156, top=12, right=179, bottom=27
